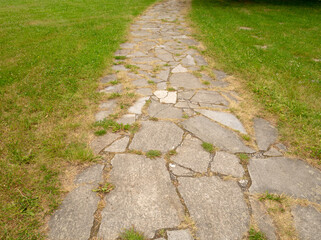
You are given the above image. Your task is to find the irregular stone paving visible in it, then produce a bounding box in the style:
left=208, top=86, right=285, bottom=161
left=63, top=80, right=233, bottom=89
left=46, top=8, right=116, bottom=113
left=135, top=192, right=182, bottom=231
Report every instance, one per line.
left=49, top=0, right=321, bottom=239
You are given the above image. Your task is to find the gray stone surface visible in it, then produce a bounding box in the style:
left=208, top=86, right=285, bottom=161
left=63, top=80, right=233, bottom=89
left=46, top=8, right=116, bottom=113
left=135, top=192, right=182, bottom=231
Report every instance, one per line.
left=74, top=164, right=104, bottom=185
left=112, top=65, right=127, bottom=71
left=254, top=118, right=278, bottom=151
left=136, top=88, right=153, bottom=96
left=213, top=70, right=227, bottom=80
left=172, top=64, right=188, bottom=73
left=155, top=49, right=174, bottom=61
left=117, top=114, right=136, bottom=125
left=181, top=55, right=196, bottom=66
left=148, top=100, right=183, bottom=119
left=99, top=100, right=117, bottom=110
left=263, top=147, right=282, bottom=157
left=130, top=121, right=184, bottom=152
left=167, top=230, right=193, bottom=240
left=211, top=81, right=229, bottom=88
left=292, top=205, right=321, bottom=240
left=95, top=110, right=112, bottom=122
left=191, top=91, right=229, bottom=106
left=104, top=136, right=129, bottom=153
left=249, top=157, right=321, bottom=203
left=172, top=135, right=211, bottom=172
left=178, top=90, right=195, bottom=100
left=128, top=97, right=149, bottom=114
left=211, top=151, right=244, bottom=177
left=98, top=154, right=184, bottom=239
left=49, top=185, right=99, bottom=240
left=101, top=74, right=117, bottom=83
left=100, top=84, right=123, bottom=93
left=132, top=79, right=148, bottom=87
left=196, top=109, right=247, bottom=134
left=90, top=133, right=121, bottom=155
left=157, top=82, right=167, bottom=90
left=169, top=163, right=194, bottom=176
left=250, top=198, right=277, bottom=240
left=178, top=177, right=250, bottom=240
left=170, top=73, right=203, bottom=89
left=182, top=116, right=255, bottom=153
left=157, top=69, right=170, bottom=81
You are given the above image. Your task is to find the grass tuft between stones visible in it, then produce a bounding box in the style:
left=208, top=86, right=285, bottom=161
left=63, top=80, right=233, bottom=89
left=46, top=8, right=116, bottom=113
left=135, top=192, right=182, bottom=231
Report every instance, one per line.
left=201, top=142, right=215, bottom=153
left=248, top=228, right=267, bottom=240
left=146, top=150, right=162, bottom=159
left=92, top=182, right=115, bottom=193
left=259, top=191, right=284, bottom=203
left=238, top=153, right=249, bottom=164
left=119, top=227, right=146, bottom=240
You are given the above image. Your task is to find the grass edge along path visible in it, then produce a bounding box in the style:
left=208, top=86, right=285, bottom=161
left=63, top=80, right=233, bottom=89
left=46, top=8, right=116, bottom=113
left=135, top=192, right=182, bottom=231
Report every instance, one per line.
left=189, top=0, right=321, bottom=164
left=0, top=0, right=158, bottom=238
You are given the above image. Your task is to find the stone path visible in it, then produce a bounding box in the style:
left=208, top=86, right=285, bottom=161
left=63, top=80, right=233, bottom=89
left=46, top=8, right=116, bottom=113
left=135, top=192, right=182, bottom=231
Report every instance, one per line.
left=48, top=0, right=321, bottom=239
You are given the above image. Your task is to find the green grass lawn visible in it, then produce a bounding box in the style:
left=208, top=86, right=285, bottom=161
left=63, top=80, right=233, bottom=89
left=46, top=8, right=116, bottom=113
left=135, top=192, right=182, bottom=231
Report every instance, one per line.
left=0, top=0, right=156, bottom=238
left=190, top=0, right=321, bottom=162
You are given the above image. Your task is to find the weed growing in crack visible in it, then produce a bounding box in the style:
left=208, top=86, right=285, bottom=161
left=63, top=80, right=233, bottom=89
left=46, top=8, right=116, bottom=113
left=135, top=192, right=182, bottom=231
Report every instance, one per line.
left=119, top=227, right=146, bottom=240
left=149, top=117, right=158, bottom=121
left=92, top=182, right=115, bottom=193
left=125, top=64, right=139, bottom=73
left=167, top=87, right=176, bottom=91
left=147, top=80, right=155, bottom=84
left=108, top=92, right=121, bottom=99
left=201, top=142, right=215, bottom=153
left=259, top=192, right=284, bottom=203
left=242, top=134, right=251, bottom=141
left=146, top=150, right=162, bottom=159
left=168, top=150, right=177, bottom=155
left=248, top=228, right=267, bottom=240
left=115, top=56, right=126, bottom=60
left=182, top=113, right=189, bottom=119
left=202, top=80, right=210, bottom=85
left=238, top=153, right=249, bottom=164
left=93, top=119, right=131, bottom=133
left=94, top=129, right=107, bottom=136
left=110, top=80, right=119, bottom=85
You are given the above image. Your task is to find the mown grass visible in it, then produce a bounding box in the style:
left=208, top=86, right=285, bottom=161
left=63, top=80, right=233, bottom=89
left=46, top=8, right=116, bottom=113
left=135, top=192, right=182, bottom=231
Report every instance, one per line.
left=0, top=0, right=157, bottom=238
left=190, top=0, right=321, bottom=162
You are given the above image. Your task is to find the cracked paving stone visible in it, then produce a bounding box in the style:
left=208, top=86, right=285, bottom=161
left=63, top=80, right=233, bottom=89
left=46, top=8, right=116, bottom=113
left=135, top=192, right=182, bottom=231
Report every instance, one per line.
left=249, top=197, right=277, bottom=240
left=178, top=176, right=250, bottom=240
left=74, top=164, right=104, bottom=185
left=172, top=64, right=188, bottom=73
left=98, top=154, right=184, bottom=239
left=101, top=74, right=117, bottom=83
left=117, top=114, right=136, bottom=125
left=178, top=90, right=194, bottom=100
left=291, top=205, right=321, bottom=240
left=196, top=109, right=247, bottom=134
left=249, top=157, right=321, bottom=204
left=161, top=91, right=177, bottom=104
left=191, top=90, right=229, bottom=106
left=263, top=147, right=282, bottom=157
left=129, top=121, right=183, bottom=152
left=213, top=70, right=228, bottom=80
left=182, top=116, right=255, bottom=153
left=136, top=88, right=153, bottom=96
left=155, top=49, right=174, bottom=62
left=104, top=136, right=129, bottom=153
left=170, top=73, right=203, bottom=89
left=181, top=54, right=196, bottom=66
left=167, top=230, right=193, bottom=240
left=128, top=97, right=149, bottom=114
left=148, top=100, right=183, bottom=119
left=100, top=84, right=123, bottom=93
left=49, top=184, right=100, bottom=240
left=157, top=82, right=167, bottom=90
left=172, top=135, right=211, bottom=173
left=254, top=118, right=278, bottom=151
left=90, top=133, right=121, bottom=155
left=169, top=163, right=194, bottom=176
left=211, top=151, right=244, bottom=178
left=157, top=69, right=170, bottom=81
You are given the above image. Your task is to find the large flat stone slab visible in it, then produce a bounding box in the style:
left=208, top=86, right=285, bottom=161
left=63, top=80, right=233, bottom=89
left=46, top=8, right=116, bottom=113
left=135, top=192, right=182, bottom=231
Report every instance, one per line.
left=182, top=116, right=254, bottom=153
left=171, top=135, right=211, bottom=172
left=249, top=197, right=277, bottom=240
left=74, top=164, right=104, bottom=185
left=129, top=121, right=184, bottom=152
left=211, top=151, right=244, bottom=178
left=148, top=100, right=183, bottom=119
left=249, top=157, right=321, bottom=203
left=90, top=133, right=121, bottom=155
left=104, top=136, right=129, bottom=153
left=254, top=118, right=278, bottom=151
left=170, top=73, right=203, bottom=89
left=191, top=91, right=229, bottom=106
left=98, top=154, right=184, bottom=239
left=292, top=205, right=321, bottom=240
left=178, top=177, right=250, bottom=240
left=49, top=185, right=99, bottom=240
left=196, top=109, right=246, bottom=134
left=167, top=230, right=193, bottom=240
left=128, top=97, right=149, bottom=114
